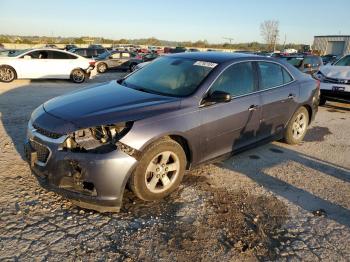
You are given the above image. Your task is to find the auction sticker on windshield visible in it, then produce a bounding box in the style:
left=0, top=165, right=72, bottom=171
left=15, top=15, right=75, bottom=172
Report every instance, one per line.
left=194, top=61, right=218, bottom=68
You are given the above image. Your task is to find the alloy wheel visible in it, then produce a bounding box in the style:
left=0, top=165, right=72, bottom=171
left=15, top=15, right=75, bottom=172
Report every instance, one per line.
left=292, top=112, right=307, bottom=140
left=72, top=70, right=85, bottom=83
left=0, top=67, right=15, bottom=82
left=145, top=151, right=180, bottom=193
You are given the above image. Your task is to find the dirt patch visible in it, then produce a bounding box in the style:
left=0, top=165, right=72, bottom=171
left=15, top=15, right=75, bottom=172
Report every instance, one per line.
left=113, top=175, right=289, bottom=261
left=304, top=126, right=332, bottom=142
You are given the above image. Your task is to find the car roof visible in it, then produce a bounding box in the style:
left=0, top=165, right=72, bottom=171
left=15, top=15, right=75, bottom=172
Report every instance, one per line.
left=168, top=51, right=257, bottom=63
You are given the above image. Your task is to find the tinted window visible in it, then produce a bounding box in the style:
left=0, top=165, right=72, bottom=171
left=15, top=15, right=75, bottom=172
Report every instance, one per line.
left=50, top=51, right=77, bottom=59
left=26, top=50, right=49, bottom=59
left=74, top=49, right=86, bottom=56
left=96, top=49, right=106, bottom=55
left=122, top=57, right=214, bottom=97
left=258, top=62, right=284, bottom=90
left=86, top=49, right=95, bottom=57
left=209, top=62, right=255, bottom=97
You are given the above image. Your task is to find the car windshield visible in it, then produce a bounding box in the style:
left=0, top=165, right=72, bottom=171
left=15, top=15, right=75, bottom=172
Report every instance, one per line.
left=334, top=55, right=350, bottom=66
left=97, top=51, right=112, bottom=59
left=7, top=49, right=30, bottom=57
left=281, top=57, right=303, bottom=67
left=121, top=56, right=216, bottom=97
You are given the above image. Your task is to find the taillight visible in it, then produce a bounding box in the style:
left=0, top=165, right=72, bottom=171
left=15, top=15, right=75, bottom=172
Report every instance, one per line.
left=316, top=80, right=320, bottom=90
left=89, top=61, right=95, bottom=66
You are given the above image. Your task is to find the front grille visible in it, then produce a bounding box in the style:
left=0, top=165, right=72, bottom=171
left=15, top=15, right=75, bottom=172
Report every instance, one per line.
left=30, top=140, right=50, bottom=163
left=33, top=123, right=63, bottom=139
left=323, top=77, right=350, bottom=85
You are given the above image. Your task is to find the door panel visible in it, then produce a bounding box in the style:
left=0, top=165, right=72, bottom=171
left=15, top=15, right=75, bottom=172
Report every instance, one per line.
left=199, top=94, right=261, bottom=162
left=257, top=61, right=299, bottom=139
left=198, top=61, right=261, bottom=163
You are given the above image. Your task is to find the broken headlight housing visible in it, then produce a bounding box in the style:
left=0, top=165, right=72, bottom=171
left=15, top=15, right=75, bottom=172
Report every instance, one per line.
left=62, top=122, right=133, bottom=153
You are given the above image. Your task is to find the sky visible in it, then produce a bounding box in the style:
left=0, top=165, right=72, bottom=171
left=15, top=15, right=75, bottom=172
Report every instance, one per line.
left=0, top=0, right=349, bottom=44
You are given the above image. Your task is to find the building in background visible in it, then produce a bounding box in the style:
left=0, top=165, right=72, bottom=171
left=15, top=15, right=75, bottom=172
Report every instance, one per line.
left=313, top=35, right=350, bottom=56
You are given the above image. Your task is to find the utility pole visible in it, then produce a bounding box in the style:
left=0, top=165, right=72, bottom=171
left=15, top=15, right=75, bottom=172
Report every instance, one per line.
left=222, top=37, right=234, bottom=44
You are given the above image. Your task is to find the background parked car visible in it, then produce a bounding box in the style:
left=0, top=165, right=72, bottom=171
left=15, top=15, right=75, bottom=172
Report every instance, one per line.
left=95, top=50, right=143, bottom=73
left=88, top=44, right=104, bottom=49
left=64, top=44, right=78, bottom=51
left=0, top=48, right=95, bottom=83
left=321, top=54, right=339, bottom=65
left=314, top=54, right=350, bottom=105
left=279, top=55, right=323, bottom=75
left=69, top=47, right=107, bottom=58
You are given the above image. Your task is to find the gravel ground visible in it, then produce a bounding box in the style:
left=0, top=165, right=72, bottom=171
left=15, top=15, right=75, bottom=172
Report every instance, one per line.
left=0, top=72, right=349, bottom=261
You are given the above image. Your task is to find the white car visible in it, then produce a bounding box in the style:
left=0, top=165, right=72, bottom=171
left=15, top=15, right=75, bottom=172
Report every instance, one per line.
left=0, top=48, right=95, bottom=83
left=314, top=54, right=350, bottom=105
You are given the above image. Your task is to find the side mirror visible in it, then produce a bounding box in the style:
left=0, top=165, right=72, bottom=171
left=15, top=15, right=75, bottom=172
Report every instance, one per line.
left=304, top=63, right=312, bottom=68
left=23, top=55, right=31, bottom=59
left=204, top=91, right=231, bottom=104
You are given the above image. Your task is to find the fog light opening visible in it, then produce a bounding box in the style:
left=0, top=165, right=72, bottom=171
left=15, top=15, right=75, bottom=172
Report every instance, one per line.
left=83, top=181, right=95, bottom=191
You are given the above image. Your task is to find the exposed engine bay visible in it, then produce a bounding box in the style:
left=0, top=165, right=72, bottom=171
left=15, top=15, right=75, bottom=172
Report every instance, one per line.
left=62, top=122, right=136, bottom=155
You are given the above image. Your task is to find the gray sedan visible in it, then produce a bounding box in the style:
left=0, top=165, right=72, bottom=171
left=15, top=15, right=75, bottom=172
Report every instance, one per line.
left=25, top=52, right=319, bottom=212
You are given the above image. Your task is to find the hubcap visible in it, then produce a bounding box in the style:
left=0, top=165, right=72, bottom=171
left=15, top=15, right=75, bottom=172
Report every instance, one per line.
left=145, top=151, right=180, bottom=193
left=99, top=64, right=106, bottom=72
left=73, top=70, right=84, bottom=82
left=0, top=68, right=14, bottom=81
left=292, top=112, right=307, bottom=139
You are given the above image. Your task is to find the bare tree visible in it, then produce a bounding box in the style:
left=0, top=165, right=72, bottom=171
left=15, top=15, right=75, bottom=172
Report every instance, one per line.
left=260, top=20, right=279, bottom=51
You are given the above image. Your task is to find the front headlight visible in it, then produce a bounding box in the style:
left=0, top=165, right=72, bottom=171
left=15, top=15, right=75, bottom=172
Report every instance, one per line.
left=62, top=122, right=133, bottom=152
left=312, top=71, right=325, bottom=81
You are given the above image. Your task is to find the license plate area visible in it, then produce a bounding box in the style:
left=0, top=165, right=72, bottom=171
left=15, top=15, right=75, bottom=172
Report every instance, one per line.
left=332, top=86, right=345, bottom=91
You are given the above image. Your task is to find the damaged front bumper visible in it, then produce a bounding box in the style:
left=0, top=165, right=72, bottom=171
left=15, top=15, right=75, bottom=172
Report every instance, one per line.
left=24, top=121, right=138, bottom=212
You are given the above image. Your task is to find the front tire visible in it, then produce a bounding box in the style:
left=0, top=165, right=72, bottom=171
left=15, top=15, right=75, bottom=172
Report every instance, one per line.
left=129, top=138, right=186, bottom=201
left=284, top=107, right=309, bottom=145
left=0, top=65, right=16, bottom=83
left=70, top=69, right=86, bottom=83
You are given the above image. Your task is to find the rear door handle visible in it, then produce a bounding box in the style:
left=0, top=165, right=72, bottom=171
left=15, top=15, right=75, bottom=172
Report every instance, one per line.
left=248, top=104, right=259, bottom=111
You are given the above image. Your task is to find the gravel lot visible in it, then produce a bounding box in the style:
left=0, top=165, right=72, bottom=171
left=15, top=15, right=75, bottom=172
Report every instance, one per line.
left=0, top=72, right=349, bottom=261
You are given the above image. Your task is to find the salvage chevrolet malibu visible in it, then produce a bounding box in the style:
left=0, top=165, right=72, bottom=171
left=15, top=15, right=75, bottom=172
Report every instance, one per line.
left=25, top=52, right=319, bottom=212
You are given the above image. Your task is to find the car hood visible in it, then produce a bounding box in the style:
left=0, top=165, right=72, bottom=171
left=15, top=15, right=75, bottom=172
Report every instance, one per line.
left=320, top=65, right=350, bottom=79
left=42, top=80, right=181, bottom=132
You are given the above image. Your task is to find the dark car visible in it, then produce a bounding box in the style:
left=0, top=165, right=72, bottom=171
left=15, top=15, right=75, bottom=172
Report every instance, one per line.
left=321, top=54, right=339, bottom=65
left=25, top=52, right=319, bottom=212
left=69, top=47, right=107, bottom=58
left=95, top=51, right=143, bottom=73
left=279, top=55, right=323, bottom=75
left=64, top=44, right=78, bottom=51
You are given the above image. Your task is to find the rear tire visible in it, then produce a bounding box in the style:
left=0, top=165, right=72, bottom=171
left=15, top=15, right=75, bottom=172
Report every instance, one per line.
left=129, top=138, right=186, bottom=201
left=70, top=68, right=85, bottom=83
left=0, top=65, right=16, bottom=83
left=97, top=63, right=108, bottom=73
left=284, top=107, right=309, bottom=145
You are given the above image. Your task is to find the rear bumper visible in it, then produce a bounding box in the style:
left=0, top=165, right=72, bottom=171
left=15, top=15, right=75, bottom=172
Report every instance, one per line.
left=320, top=82, right=350, bottom=103
left=24, top=121, right=138, bottom=212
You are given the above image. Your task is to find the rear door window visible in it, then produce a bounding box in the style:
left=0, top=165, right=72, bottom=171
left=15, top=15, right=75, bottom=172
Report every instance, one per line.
left=209, top=62, right=255, bottom=97
left=258, top=62, right=284, bottom=90
left=111, top=53, right=121, bottom=59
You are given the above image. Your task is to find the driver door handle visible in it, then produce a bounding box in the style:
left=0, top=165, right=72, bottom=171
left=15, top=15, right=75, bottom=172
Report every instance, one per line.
left=248, top=104, right=259, bottom=111
left=288, top=93, right=296, bottom=99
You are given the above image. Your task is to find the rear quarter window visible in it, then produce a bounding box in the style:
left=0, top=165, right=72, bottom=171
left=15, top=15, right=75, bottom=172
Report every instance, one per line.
left=258, top=62, right=284, bottom=90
